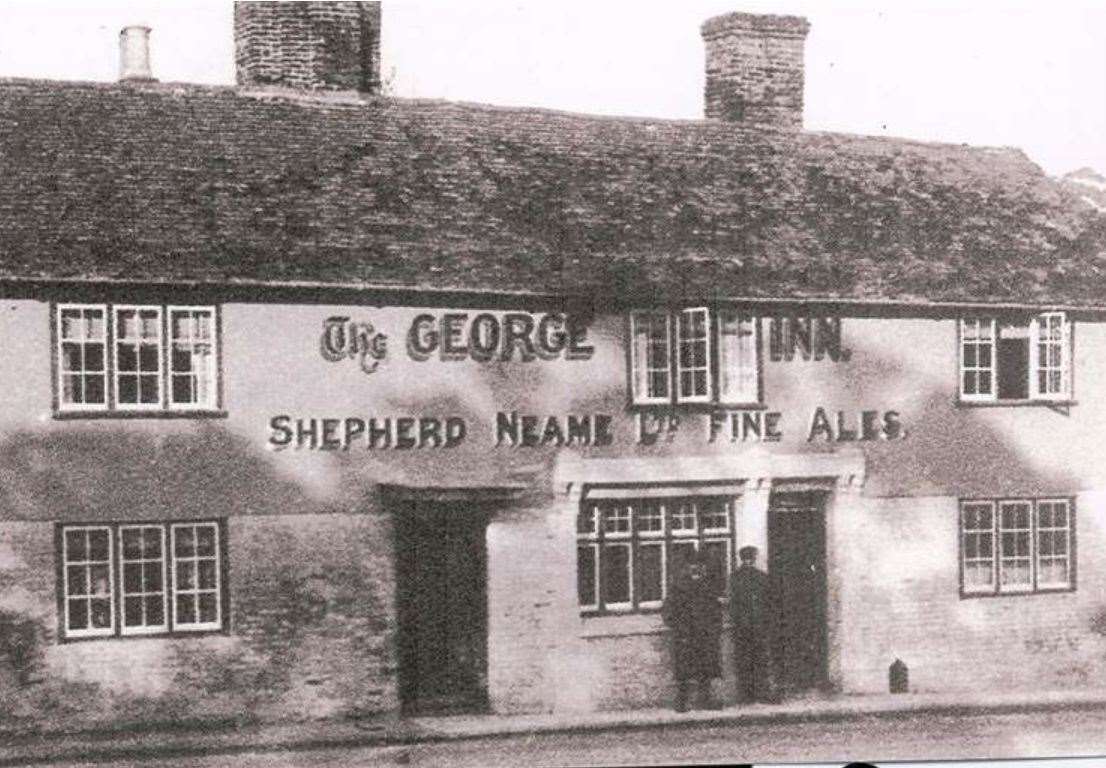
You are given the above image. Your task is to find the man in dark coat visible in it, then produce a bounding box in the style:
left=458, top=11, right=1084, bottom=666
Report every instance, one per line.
left=662, top=548, right=723, bottom=711
left=729, top=545, right=775, bottom=703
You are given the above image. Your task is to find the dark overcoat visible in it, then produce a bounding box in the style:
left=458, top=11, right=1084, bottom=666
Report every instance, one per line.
left=662, top=570, right=723, bottom=680
left=728, top=564, right=771, bottom=636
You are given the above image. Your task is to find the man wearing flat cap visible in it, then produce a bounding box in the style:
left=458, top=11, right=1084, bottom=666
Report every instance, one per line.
left=662, top=547, right=724, bottom=711
left=729, top=544, right=775, bottom=703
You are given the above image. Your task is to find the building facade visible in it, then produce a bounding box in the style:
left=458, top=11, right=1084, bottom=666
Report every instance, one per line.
left=1, top=1, right=1105, bottom=730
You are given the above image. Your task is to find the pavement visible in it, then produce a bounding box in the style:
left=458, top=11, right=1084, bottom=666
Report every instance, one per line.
left=4, top=687, right=1106, bottom=766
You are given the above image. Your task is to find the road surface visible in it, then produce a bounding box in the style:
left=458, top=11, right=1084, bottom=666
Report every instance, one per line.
left=44, top=708, right=1106, bottom=767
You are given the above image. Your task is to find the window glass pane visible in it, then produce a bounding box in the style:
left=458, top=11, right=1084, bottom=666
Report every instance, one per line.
left=699, top=499, right=729, bottom=530
left=198, top=594, right=219, bottom=624
left=602, top=505, right=631, bottom=535
left=66, top=530, right=87, bottom=561
left=176, top=594, right=195, bottom=625
left=601, top=544, right=631, bottom=605
left=88, top=531, right=109, bottom=562
left=68, top=599, right=88, bottom=630
left=90, top=599, right=112, bottom=629
left=175, top=527, right=195, bottom=557
left=670, top=502, right=697, bottom=533
left=636, top=502, right=664, bottom=534
left=576, top=545, right=596, bottom=606
left=67, top=565, right=87, bottom=596
left=639, top=544, right=664, bottom=603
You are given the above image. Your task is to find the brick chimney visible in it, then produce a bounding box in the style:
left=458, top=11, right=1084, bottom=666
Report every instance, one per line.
left=234, top=1, right=381, bottom=93
left=701, top=12, right=810, bottom=129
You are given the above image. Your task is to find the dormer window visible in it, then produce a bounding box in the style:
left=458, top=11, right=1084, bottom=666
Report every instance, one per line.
left=959, top=312, right=1071, bottom=403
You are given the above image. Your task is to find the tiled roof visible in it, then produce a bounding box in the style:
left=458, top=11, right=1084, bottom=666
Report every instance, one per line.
left=1, top=78, right=1102, bottom=307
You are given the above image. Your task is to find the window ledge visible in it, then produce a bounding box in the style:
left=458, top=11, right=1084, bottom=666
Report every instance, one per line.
left=580, top=611, right=666, bottom=639
left=960, top=586, right=1076, bottom=600
left=955, top=399, right=1076, bottom=410
left=53, top=409, right=228, bottom=421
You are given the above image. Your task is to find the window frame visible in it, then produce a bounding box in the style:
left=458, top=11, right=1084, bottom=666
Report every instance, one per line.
left=112, top=304, right=165, bottom=412
left=60, top=525, right=116, bottom=639
left=52, top=302, right=223, bottom=417
left=56, top=520, right=229, bottom=641
left=958, top=313, right=1073, bottom=405
left=628, top=307, right=762, bottom=409
left=577, top=494, right=736, bottom=616
left=117, top=524, right=170, bottom=637
left=55, top=303, right=110, bottom=412
left=958, top=497, right=1076, bottom=598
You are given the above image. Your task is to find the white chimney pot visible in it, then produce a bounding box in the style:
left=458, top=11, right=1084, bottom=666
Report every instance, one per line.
left=119, top=25, right=154, bottom=82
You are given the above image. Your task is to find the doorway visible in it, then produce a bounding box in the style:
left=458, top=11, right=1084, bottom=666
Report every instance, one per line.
left=395, top=503, right=489, bottom=715
left=767, top=490, right=828, bottom=693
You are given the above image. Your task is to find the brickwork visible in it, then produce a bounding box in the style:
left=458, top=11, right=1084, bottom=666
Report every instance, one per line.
left=234, top=1, right=381, bottom=93
left=835, top=492, right=1106, bottom=694
left=701, top=12, right=810, bottom=128
left=0, top=513, right=398, bottom=730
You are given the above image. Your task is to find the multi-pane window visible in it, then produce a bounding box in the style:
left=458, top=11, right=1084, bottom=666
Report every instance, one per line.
left=169, top=308, right=218, bottom=409
left=629, top=308, right=759, bottom=406
left=119, top=525, right=167, bottom=634
left=171, top=523, right=223, bottom=630
left=577, top=496, right=735, bottom=614
left=630, top=312, right=672, bottom=404
left=676, top=308, right=712, bottom=402
left=59, top=521, right=226, bottom=639
left=57, top=305, right=108, bottom=408
left=959, top=313, right=1071, bottom=402
left=62, top=527, right=115, bottom=638
left=56, top=304, right=220, bottom=414
left=959, top=499, right=1074, bottom=596
left=114, top=306, right=163, bottom=408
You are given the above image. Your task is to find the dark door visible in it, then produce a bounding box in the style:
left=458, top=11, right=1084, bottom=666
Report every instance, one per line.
left=767, top=491, right=828, bottom=692
left=395, top=504, right=489, bottom=715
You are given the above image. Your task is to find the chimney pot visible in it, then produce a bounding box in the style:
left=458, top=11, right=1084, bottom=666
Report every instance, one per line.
left=119, top=25, right=155, bottom=82
left=701, top=12, right=810, bottom=129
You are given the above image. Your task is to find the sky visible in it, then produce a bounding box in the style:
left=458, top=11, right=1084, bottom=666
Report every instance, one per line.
left=0, top=0, right=1103, bottom=177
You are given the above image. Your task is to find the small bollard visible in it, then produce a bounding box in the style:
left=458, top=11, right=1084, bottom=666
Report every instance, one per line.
left=889, top=658, right=908, bottom=693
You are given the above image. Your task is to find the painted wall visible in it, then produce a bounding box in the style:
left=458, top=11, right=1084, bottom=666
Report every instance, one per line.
left=0, top=296, right=1103, bottom=723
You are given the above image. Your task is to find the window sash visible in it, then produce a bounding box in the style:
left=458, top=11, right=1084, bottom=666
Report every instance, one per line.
left=959, top=318, right=996, bottom=401
left=960, top=501, right=996, bottom=594
left=168, top=306, right=219, bottom=410
left=1029, top=312, right=1071, bottom=400
left=113, top=305, right=164, bottom=410
left=57, top=304, right=109, bottom=411
left=629, top=311, right=671, bottom=405
left=675, top=308, right=712, bottom=403
left=118, top=525, right=169, bottom=636
left=171, top=523, right=224, bottom=631
left=62, top=526, right=115, bottom=638
left=717, top=311, right=759, bottom=405
left=1036, top=499, right=1072, bottom=589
